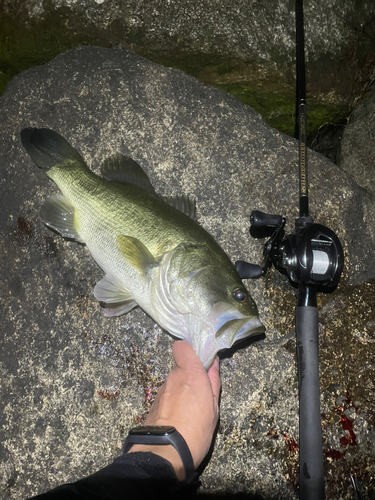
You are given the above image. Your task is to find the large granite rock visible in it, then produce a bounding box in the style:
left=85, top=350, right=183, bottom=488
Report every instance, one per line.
left=338, top=84, right=375, bottom=257
left=9, top=0, right=375, bottom=68
left=339, top=84, right=375, bottom=195
left=1, top=47, right=374, bottom=499
left=1, top=1, right=375, bottom=136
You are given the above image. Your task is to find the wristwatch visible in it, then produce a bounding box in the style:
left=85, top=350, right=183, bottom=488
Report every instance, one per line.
left=123, top=425, right=196, bottom=482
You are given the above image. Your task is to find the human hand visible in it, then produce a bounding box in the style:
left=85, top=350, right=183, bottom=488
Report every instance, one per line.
left=127, top=341, right=221, bottom=480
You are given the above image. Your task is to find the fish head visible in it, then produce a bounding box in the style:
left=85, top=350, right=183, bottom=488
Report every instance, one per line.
left=155, top=243, right=265, bottom=370
left=182, top=266, right=265, bottom=369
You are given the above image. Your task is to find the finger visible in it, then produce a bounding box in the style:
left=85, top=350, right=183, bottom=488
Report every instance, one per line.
left=172, top=340, right=205, bottom=372
left=207, top=356, right=221, bottom=402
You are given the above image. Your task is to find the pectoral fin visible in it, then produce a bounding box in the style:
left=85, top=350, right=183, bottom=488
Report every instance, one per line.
left=40, top=195, right=84, bottom=243
left=94, top=274, right=137, bottom=317
left=117, top=235, right=157, bottom=273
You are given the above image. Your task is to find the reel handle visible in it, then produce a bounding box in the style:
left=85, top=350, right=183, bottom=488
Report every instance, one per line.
left=235, top=211, right=286, bottom=280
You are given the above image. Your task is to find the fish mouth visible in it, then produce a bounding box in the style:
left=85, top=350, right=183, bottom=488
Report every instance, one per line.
left=195, top=304, right=265, bottom=370
left=215, top=316, right=265, bottom=342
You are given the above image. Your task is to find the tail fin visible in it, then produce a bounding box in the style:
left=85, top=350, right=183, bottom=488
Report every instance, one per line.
left=20, top=128, right=84, bottom=171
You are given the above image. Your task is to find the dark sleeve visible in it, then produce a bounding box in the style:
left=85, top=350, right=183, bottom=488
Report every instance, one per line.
left=29, top=452, right=199, bottom=500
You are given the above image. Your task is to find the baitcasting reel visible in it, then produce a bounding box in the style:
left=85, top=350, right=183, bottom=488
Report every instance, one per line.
left=236, top=208, right=344, bottom=500
left=235, top=210, right=344, bottom=295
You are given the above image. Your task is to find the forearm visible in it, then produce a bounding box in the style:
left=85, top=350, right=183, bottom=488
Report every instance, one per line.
left=127, top=444, right=185, bottom=480
left=29, top=452, right=192, bottom=500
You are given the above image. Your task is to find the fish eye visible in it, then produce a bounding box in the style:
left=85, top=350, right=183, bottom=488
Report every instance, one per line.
left=233, top=288, right=247, bottom=303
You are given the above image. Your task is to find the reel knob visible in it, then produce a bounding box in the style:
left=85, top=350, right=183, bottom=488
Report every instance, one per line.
left=235, top=261, right=263, bottom=279
left=250, top=210, right=283, bottom=227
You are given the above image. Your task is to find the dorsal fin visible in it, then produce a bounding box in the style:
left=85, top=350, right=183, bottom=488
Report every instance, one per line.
left=100, top=155, right=156, bottom=193
left=162, top=195, right=197, bottom=220
left=101, top=155, right=197, bottom=220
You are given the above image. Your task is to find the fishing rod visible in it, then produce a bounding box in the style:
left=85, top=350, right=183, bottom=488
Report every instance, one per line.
left=235, top=1, right=344, bottom=498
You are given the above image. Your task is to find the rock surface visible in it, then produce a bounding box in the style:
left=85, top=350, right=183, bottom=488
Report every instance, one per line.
left=0, top=47, right=374, bottom=499
left=12, top=0, right=374, bottom=66
left=1, top=1, right=375, bottom=136
left=339, top=84, right=375, bottom=195
left=338, top=83, right=375, bottom=248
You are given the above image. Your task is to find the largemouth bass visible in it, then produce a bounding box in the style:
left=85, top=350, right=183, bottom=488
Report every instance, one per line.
left=21, top=128, right=265, bottom=369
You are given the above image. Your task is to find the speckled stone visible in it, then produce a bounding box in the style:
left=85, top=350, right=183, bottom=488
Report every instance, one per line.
left=3, top=0, right=375, bottom=113
left=338, top=85, right=375, bottom=246
left=0, top=47, right=374, bottom=500
left=10, top=0, right=375, bottom=69
left=338, top=85, right=375, bottom=194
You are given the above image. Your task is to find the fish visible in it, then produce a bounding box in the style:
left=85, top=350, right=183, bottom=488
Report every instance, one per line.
left=20, top=128, right=265, bottom=369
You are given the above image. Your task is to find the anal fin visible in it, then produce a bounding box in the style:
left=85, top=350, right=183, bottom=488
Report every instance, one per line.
left=40, top=195, right=84, bottom=243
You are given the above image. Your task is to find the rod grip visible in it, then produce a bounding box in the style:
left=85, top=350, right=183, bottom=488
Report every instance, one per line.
left=296, top=306, right=325, bottom=500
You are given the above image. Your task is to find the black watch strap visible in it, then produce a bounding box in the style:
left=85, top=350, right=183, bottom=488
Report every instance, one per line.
left=123, top=425, right=195, bottom=482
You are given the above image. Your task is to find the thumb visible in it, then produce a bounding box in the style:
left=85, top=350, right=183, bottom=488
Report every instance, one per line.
left=207, top=356, right=221, bottom=402
left=172, top=341, right=205, bottom=372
